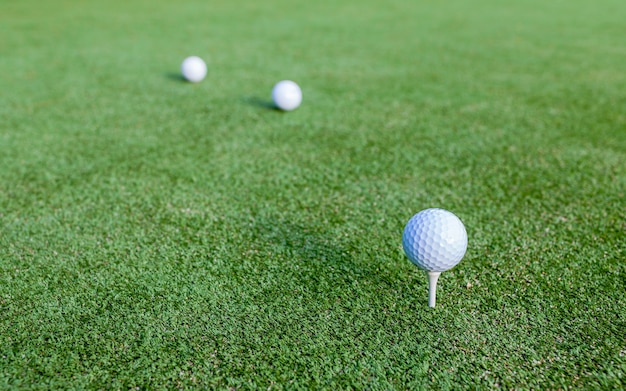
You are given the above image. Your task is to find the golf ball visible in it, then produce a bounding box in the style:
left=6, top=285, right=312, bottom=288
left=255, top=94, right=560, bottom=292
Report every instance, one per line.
left=402, top=208, right=468, bottom=272
left=272, top=80, right=302, bottom=111
left=181, top=56, right=207, bottom=82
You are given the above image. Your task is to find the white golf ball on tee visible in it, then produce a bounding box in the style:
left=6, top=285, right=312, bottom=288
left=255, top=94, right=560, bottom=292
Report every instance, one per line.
left=181, top=56, right=207, bottom=82
left=272, top=80, right=302, bottom=111
left=402, top=208, right=468, bottom=307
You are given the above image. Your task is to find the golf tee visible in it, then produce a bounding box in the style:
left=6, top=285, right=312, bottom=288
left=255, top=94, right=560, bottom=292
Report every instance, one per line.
left=427, top=271, right=441, bottom=308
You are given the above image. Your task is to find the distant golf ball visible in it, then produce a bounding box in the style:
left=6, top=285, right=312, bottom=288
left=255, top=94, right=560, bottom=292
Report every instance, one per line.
left=181, top=56, right=207, bottom=82
left=272, top=80, right=302, bottom=111
left=402, top=208, right=468, bottom=272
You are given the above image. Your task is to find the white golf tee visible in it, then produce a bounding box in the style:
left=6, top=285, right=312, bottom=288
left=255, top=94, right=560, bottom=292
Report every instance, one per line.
left=427, top=271, right=441, bottom=308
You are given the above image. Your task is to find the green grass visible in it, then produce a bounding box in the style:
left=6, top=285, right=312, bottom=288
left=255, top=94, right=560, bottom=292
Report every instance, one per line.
left=1, top=0, right=625, bottom=389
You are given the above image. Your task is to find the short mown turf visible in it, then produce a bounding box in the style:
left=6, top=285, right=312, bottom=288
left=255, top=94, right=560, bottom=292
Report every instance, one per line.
left=1, top=0, right=624, bottom=389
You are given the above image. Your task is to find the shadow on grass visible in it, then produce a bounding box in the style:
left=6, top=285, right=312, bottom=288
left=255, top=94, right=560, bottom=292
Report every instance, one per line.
left=164, top=72, right=186, bottom=82
left=248, top=217, right=380, bottom=288
left=242, top=96, right=281, bottom=111
left=239, top=217, right=432, bottom=314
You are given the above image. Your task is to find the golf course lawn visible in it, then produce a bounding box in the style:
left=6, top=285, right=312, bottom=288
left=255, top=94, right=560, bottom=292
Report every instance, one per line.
left=1, top=0, right=624, bottom=388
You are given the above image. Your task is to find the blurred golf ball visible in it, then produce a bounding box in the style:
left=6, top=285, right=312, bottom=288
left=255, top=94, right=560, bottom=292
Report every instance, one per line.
left=402, top=208, right=468, bottom=272
left=181, top=56, right=207, bottom=82
left=272, top=80, right=302, bottom=111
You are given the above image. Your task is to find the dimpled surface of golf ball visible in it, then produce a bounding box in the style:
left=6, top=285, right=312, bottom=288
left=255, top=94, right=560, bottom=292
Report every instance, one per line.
left=272, top=80, right=302, bottom=111
left=181, top=56, right=207, bottom=82
left=402, top=208, right=468, bottom=272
